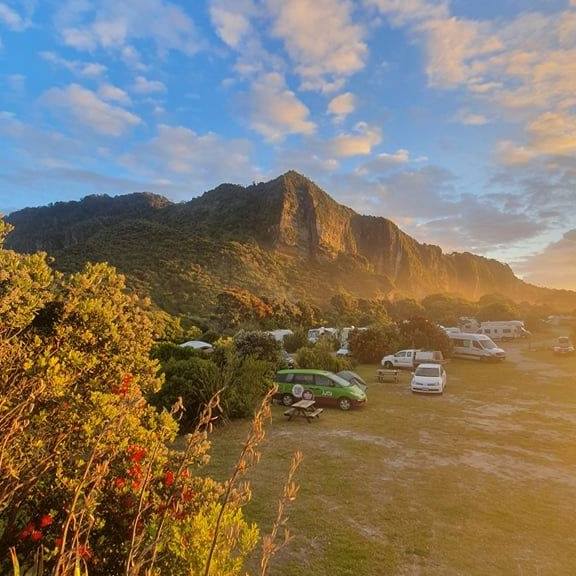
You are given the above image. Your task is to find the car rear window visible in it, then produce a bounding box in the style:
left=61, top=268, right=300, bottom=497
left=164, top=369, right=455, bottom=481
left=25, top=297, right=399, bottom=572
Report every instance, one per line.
left=415, top=367, right=440, bottom=377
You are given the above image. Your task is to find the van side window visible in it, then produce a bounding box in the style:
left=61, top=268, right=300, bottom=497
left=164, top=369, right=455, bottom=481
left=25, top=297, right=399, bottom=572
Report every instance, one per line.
left=314, top=375, right=333, bottom=387
left=473, top=341, right=483, bottom=349
left=293, top=374, right=314, bottom=385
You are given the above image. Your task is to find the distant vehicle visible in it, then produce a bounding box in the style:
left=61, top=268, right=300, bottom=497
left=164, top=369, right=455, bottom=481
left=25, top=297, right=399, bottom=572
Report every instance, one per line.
left=447, top=332, right=506, bottom=361
left=307, top=327, right=338, bottom=344
left=440, top=326, right=461, bottom=334
left=479, top=321, right=530, bottom=340
left=179, top=340, right=214, bottom=353
left=267, top=329, right=294, bottom=342
left=337, top=370, right=368, bottom=392
left=411, top=363, right=447, bottom=394
left=339, top=326, right=368, bottom=346
left=553, top=337, right=575, bottom=355
left=381, top=349, right=444, bottom=370
left=336, top=346, right=351, bottom=357
left=275, top=369, right=367, bottom=410
left=281, top=349, right=296, bottom=368
left=459, top=317, right=480, bottom=332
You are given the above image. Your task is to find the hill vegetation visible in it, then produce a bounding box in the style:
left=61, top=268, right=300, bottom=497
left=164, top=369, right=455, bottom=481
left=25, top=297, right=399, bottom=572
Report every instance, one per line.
left=6, top=171, right=576, bottom=324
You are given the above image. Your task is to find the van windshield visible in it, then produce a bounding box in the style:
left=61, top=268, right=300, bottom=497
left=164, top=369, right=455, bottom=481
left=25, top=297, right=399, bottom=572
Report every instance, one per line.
left=415, top=367, right=440, bottom=377
left=480, top=339, right=497, bottom=349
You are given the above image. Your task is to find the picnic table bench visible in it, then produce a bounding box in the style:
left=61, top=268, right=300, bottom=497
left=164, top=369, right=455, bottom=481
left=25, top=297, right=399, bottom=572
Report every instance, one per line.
left=284, top=399, right=323, bottom=423
left=376, top=368, right=400, bottom=383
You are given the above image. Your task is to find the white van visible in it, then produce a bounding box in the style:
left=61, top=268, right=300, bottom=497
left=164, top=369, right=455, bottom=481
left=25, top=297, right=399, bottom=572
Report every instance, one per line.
left=307, top=327, right=338, bottom=344
left=381, top=349, right=444, bottom=370
left=447, top=332, right=506, bottom=361
left=479, top=321, right=530, bottom=341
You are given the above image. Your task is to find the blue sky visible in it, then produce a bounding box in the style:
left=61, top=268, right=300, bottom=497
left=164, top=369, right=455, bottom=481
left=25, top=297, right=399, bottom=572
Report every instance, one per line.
left=1, top=0, right=576, bottom=289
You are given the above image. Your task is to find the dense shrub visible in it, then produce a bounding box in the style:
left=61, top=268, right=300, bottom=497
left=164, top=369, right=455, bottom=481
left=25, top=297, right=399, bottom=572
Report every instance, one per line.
left=348, top=325, right=400, bottom=364
left=295, top=347, right=351, bottom=372
left=283, top=329, right=309, bottom=353
left=151, top=341, right=204, bottom=363
left=398, top=317, right=452, bottom=356
left=151, top=350, right=274, bottom=428
left=234, top=330, right=282, bottom=364
left=0, top=220, right=293, bottom=576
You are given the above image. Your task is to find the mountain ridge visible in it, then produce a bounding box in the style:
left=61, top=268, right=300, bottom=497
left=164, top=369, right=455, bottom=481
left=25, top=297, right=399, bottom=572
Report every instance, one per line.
left=6, top=171, right=576, bottom=315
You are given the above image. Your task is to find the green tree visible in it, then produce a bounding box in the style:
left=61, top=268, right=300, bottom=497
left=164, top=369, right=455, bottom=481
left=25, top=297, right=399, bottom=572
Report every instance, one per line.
left=348, top=326, right=400, bottom=364
left=233, top=330, right=282, bottom=364
left=398, top=317, right=452, bottom=356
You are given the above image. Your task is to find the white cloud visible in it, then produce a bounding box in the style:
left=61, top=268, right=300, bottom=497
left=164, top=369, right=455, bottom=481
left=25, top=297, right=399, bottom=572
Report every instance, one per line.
left=56, top=0, right=202, bottom=55
left=496, top=140, right=537, bottom=166
left=132, top=75, right=166, bottom=94
left=453, top=109, right=489, bottom=126
left=266, top=0, right=367, bottom=92
left=98, top=83, right=131, bottom=105
left=0, top=2, right=29, bottom=31
left=517, top=230, right=576, bottom=289
left=330, top=122, right=382, bottom=157
left=241, top=72, right=316, bottom=141
left=356, top=149, right=411, bottom=174
left=42, top=84, right=141, bottom=137
left=122, top=124, right=255, bottom=186
left=328, top=92, right=355, bottom=122
left=210, top=0, right=255, bottom=48
left=40, top=51, right=107, bottom=78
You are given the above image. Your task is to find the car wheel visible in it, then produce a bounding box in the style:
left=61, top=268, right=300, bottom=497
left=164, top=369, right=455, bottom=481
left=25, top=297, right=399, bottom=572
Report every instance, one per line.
left=302, top=390, right=314, bottom=401
left=384, top=361, right=393, bottom=369
left=338, top=398, right=352, bottom=411
left=282, top=394, right=294, bottom=406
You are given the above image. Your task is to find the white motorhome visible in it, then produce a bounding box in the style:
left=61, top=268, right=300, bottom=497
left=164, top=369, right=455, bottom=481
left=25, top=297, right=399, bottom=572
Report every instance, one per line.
left=339, top=326, right=368, bottom=346
left=478, top=321, right=530, bottom=341
left=307, top=327, right=338, bottom=344
left=447, top=332, right=506, bottom=361
left=267, top=329, right=294, bottom=343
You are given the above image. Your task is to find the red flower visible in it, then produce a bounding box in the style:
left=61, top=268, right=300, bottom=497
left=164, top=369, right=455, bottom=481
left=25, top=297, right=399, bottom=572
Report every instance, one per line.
left=19, top=522, right=35, bottom=540
left=128, top=445, right=146, bottom=463
left=78, top=545, right=92, bottom=559
left=181, top=469, right=190, bottom=479
left=128, top=464, right=142, bottom=479
left=39, top=514, right=53, bottom=528
left=30, top=530, right=43, bottom=542
left=114, top=477, right=126, bottom=490
left=55, top=537, right=63, bottom=549
left=131, top=480, right=142, bottom=491
left=164, top=470, right=175, bottom=487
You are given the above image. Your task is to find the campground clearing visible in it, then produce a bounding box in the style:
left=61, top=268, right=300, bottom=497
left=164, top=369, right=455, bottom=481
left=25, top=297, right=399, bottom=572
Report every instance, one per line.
left=204, top=339, right=576, bottom=575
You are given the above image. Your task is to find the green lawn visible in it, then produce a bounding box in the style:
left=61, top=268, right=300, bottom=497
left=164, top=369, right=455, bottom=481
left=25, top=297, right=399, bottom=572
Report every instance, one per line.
left=204, top=337, right=576, bottom=575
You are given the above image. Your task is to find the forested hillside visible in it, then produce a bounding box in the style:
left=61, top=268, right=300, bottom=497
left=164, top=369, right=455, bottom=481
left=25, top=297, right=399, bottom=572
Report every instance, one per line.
left=7, top=171, right=576, bottom=317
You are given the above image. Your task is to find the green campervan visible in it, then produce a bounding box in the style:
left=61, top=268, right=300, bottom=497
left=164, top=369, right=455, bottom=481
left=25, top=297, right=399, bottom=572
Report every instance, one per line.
left=275, top=369, right=367, bottom=411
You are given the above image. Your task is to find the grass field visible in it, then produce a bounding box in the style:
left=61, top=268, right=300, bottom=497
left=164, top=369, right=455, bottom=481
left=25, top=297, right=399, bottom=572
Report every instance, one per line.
left=204, top=337, right=576, bottom=575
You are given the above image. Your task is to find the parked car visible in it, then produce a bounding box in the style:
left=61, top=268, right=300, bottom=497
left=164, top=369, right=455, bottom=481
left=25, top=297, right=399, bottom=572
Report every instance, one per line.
left=274, top=369, right=367, bottom=411
left=446, top=332, right=506, bottom=361
left=553, top=336, right=575, bottom=355
left=381, top=349, right=444, bottom=370
left=336, top=370, right=368, bottom=392
left=179, top=340, right=214, bottom=353
left=411, top=363, right=447, bottom=394
left=336, top=346, right=351, bottom=357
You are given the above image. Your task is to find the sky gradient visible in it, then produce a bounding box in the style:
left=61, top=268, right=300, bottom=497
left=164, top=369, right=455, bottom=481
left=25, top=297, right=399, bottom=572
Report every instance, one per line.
left=1, top=0, right=575, bottom=289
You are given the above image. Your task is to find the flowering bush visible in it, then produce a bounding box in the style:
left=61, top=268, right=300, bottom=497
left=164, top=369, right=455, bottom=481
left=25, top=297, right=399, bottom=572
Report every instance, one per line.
left=0, top=220, right=300, bottom=576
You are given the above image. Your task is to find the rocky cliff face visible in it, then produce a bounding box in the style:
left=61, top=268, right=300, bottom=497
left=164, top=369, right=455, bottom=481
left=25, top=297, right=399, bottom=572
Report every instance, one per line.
left=5, top=171, right=576, bottom=311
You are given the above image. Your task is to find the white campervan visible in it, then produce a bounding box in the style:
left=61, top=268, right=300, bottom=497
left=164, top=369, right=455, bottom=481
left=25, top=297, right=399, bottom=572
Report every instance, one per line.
left=447, top=332, right=506, bottom=361
left=479, top=321, right=530, bottom=341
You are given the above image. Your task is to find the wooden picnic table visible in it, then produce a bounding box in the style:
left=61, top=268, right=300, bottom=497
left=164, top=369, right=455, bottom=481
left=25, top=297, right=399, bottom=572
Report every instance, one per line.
left=284, top=399, right=323, bottom=423
left=376, top=368, right=400, bottom=383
